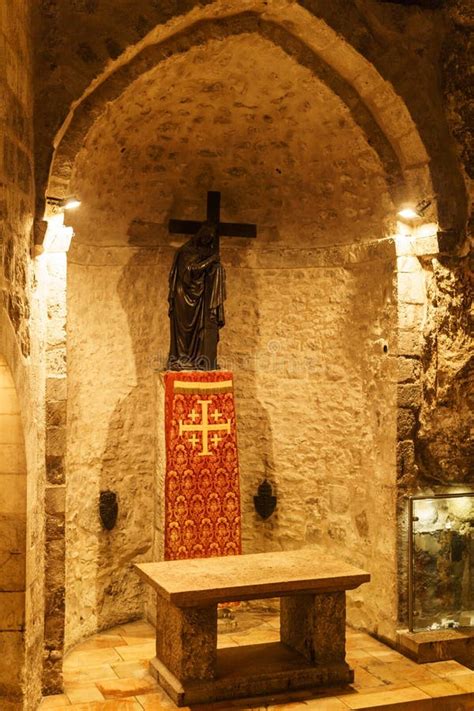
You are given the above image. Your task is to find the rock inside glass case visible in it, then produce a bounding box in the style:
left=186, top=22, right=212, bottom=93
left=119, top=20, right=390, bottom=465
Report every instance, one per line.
left=409, top=493, right=474, bottom=631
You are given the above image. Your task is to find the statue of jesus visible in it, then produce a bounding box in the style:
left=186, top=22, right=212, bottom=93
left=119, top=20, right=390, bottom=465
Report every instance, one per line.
left=167, top=223, right=226, bottom=371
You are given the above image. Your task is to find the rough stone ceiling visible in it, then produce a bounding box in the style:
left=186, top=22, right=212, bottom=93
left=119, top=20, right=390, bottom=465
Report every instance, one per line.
left=69, top=34, right=393, bottom=248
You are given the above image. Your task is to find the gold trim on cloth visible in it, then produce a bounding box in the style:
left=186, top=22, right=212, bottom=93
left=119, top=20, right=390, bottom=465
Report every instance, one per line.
left=174, top=379, right=233, bottom=394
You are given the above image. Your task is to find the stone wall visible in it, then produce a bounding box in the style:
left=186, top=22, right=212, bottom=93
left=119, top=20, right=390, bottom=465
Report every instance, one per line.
left=66, top=236, right=399, bottom=644
left=0, top=0, right=34, bottom=358
left=62, top=25, right=401, bottom=645
left=0, top=356, right=27, bottom=708
left=443, top=0, right=473, bottom=182
left=42, top=251, right=68, bottom=694
left=66, top=252, right=162, bottom=646
left=224, top=244, right=398, bottom=640
left=0, top=2, right=46, bottom=709
left=417, top=255, right=472, bottom=485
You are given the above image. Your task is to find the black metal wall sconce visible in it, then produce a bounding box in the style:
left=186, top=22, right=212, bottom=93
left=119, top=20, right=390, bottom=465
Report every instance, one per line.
left=99, top=490, right=118, bottom=530
left=254, top=479, right=277, bottom=520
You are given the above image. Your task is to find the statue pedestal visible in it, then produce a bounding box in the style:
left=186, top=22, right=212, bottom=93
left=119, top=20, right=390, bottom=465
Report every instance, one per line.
left=156, top=371, right=242, bottom=561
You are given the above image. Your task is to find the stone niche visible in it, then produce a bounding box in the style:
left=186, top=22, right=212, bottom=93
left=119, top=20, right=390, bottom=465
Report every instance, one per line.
left=64, top=32, right=399, bottom=648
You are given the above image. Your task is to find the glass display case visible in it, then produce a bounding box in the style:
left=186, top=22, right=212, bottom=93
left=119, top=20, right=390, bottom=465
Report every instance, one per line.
left=408, top=492, right=474, bottom=632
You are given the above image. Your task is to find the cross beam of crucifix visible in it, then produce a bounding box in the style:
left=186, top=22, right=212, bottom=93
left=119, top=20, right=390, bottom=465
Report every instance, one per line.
left=168, top=191, right=257, bottom=247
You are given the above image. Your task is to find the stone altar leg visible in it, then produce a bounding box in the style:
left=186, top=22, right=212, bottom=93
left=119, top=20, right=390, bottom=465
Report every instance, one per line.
left=153, top=596, right=217, bottom=682
left=281, top=592, right=346, bottom=664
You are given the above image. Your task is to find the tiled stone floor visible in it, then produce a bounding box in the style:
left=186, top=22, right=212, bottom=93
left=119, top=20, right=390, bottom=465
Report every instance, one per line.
left=39, top=613, right=474, bottom=711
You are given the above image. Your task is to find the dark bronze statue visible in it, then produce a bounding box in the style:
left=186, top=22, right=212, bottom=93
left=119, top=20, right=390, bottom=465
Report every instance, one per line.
left=167, top=223, right=225, bottom=370
left=167, top=191, right=257, bottom=371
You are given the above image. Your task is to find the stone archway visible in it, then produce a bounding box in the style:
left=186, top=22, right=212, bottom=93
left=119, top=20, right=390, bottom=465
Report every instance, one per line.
left=0, top=355, right=27, bottom=707
left=45, top=2, right=434, bottom=216
left=61, top=13, right=405, bottom=644
left=39, top=0, right=450, bottom=682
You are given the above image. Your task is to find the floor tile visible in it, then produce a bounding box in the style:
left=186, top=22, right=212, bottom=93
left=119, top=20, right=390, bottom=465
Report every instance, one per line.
left=426, top=660, right=470, bottom=676
left=44, top=701, right=142, bottom=711
left=66, top=684, right=105, bottom=704
left=136, top=691, right=186, bottom=710
left=229, top=628, right=281, bottom=645
left=64, top=647, right=122, bottom=668
left=265, top=616, right=280, bottom=630
left=111, top=660, right=150, bottom=679
left=39, top=695, right=71, bottom=708
left=63, top=664, right=119, bottom=683
left=303, top=699, right=350, bottom=710
left=118, top=621, right=155, bottom=638
left=97, top=675, right=160, bottom=699
left=347, top=650, right=379, bottom=662
left=359, top=659, right=437, bottom=688
left=217, top=635, right=240, bottom=648
left=39, top=617, right=474, bottom=711
left=74, top=635, right=127, bottom=652
left=102, top=624, right=127, bottom=635
left=338, top=685, right=431, bottom=709
left=121, top=635, right=155, bottom=646
left=368, top=650, right=405, bottom=663
left=412, top=679, right=466, bottom=697
left=450, top=672, right=474, bottom=692
left=268, top=699, right=350, bottom=710
left=115, top=641, right=156, bottom=662
left=266, top=704, right=311, bottom=710
left=351, top=666, right=387, bottom=690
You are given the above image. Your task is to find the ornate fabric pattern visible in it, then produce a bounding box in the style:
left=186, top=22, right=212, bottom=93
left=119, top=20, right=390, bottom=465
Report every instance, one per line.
left=164, top=371, right=241, bottom=560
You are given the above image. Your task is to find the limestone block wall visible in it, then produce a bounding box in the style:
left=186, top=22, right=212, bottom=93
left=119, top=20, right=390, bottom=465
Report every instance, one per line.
left=394, top=226, right=473, bottom=628
left=0, top=0, right=34, bottom=358
left=0, top=356, right=27, bottom=705
left=66, top=250, right=166, bottom=647
left=66, top=235, right=398, bottom=644
left=42, top=253, right=68, bottom=694
left=221, top=242, right=398, bottom=640
left=417, top=255, right=472, bottom=484
left=0, top=2, right=46, bottom=708
left=62, top=22, right=402, bottom=646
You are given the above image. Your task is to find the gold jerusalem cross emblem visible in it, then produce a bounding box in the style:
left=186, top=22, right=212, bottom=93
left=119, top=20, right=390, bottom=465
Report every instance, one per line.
left=179, top=399, right=231, bottom=456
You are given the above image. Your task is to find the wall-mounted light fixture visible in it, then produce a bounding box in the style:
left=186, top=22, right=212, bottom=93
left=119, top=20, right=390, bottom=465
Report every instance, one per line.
left=398, top=199, right=432, bottom=221
left=46, top=195, right=82, bottom=211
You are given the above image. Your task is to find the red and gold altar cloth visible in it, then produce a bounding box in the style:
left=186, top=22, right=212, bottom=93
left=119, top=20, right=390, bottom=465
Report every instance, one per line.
left=163, top=371, right=241, bottom=560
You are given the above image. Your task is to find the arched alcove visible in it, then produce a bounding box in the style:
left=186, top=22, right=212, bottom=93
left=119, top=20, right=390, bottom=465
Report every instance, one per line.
left=0, top=355, right=27, bottom=704
left=46, top=5, right=434, bottom=207
left=62, top=23, right=400, bottom=650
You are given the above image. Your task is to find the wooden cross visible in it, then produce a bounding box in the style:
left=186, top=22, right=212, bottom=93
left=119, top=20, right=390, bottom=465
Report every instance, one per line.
left=168, top=191, right=257, bottom=250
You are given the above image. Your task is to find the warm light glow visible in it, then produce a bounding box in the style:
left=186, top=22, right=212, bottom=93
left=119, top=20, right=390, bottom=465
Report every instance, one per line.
left=415, top=500, right=437, bottom=526
left=449, top=496, right=473, bottom=518
left=62, top=197, right=81, bottom=210
left=45, top=195, right=81, bottom=212
left=398, top=207, right=419, bottom=220
left=42, top=213, right=74, bottom=253
left=394, top=232, right=413, bottom=256
left=413, top=222, right=438, bottom=239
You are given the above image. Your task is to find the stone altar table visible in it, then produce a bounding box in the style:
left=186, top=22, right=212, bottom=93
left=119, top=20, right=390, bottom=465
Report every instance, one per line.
left=135, top=549, right=370, bottom=706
